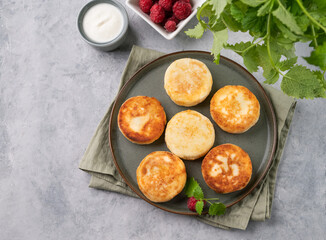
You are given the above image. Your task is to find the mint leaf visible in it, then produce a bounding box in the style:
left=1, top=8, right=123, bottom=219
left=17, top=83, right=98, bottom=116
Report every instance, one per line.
left=295, top=15, right=310, bottom=33
left=304, top=42, right=326, bottom=71
left=193, top=186, right=204, bottom=200
left=257, top=0, right=273, bottom=16
left=281, top=65, right=326, bottom=98
left=209, top=17, right=226, bottom=32
left=200, top=3, right=214, bottom=18
left=263, top=69, right=279, bottom=84
left=184, top=177, right=200, bottom=197
left=272, top=3, right=303, bottom=35
left=195, top=200, right=204, bottom=215
left=277, top=57, right=298, bottom=71
left=208, top=203, right=226, bottom=216
left=270, top=39, right=295, bottom=59
left=230, top=3, right=245, bottom=22
left=226, top=42, right=260, bottom=72
left=211, top=29, right=228, bottom=64
left=241, top=8, right=267, bottom=37
left=225, top=41, right=252, bottom=52
left=255, top=44, right=281, bottom=83
left=221, top=6, right=243, bottom=32
left=274, top=18, right=298, bottom=41
left=185, top=23, right=206, bottom=39
left=239, top=0, right=267, bottom=7
left=313, top=70, right=326, bottom=90
left=208, top=0, right=231, bottom=19
left=243, top=47, right=261, bottom=72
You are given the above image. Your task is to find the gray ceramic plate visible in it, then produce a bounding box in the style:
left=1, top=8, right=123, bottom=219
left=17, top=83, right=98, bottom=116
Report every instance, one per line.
left=109, top=51, right=277, bottom=215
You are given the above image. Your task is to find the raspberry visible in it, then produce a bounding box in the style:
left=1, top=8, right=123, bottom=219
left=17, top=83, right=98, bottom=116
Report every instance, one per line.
left=187, top=197, right=206, bottom=212
left=139, top=0, right=153, bottom=13
left=159, top=0, right=173, bottom=11
left=150, top=3, right=166, bottom=23
left=164, top=20, right=177, bottom=32
left=173, top=1, right=192, bottom=20
left=179, top=0, right=190, bottom=2
left=167, top=15, right=180, bottom=24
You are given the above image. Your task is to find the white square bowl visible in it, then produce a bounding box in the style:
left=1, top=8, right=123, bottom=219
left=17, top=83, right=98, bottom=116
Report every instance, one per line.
left=126, top=0, right=206, bottom=40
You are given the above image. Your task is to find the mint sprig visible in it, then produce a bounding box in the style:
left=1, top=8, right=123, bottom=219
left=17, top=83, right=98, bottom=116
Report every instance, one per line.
left=185, top=177, right=226, bottom=216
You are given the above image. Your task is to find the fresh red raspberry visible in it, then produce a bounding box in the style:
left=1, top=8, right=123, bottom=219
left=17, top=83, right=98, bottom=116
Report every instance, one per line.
left=159, top=0, right=173, bottom=11
left=167, top=15, right=180, bottom=24
left=179, top=0, right=190, bottom=2
left=173, top=1, right=192, bottom=20
left=187, top=197, right=206, bottom=212
left=150, top=3, right=166, bottom=23
left=164, top=20, right=177, bottom=32
left=139, top=0, right=153, bottom=13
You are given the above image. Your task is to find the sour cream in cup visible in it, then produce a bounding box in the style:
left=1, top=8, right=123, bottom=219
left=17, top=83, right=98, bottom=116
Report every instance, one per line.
left=77, top=0, right=128, bottom=51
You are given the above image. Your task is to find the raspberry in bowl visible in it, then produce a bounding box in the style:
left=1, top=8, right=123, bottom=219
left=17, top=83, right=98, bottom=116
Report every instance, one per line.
left=126, top=0, right=205, bottom=40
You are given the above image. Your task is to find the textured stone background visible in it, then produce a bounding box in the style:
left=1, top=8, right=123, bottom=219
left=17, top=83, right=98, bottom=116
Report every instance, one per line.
left=0, top=0, right=325, bottom=239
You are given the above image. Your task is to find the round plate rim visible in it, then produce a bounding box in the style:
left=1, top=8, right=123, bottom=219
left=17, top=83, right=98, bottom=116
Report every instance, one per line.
left=109, top=50, right=278, bottom=216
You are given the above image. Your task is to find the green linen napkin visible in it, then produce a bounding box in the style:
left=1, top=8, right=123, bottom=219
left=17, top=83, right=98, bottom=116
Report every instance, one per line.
left=79, top=45, right=296, bottom=230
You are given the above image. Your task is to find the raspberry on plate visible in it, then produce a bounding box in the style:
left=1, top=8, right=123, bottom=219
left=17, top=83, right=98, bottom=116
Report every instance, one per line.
left=139, top=0, right=153, bottom=13
left=159, top=0, right=173, bottom=11
left=187, top=197, right=206, bottom=212
left=167, top=15, right=180, bottom=24
left=150, top=3, right=166, bottom=23
left=164, top=20, right=177, bottom=32
left=173, top=1, right=192, bottom=20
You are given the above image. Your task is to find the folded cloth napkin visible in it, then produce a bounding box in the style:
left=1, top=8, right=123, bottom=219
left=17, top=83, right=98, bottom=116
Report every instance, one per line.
left=79, top=45, right=296, bottom=230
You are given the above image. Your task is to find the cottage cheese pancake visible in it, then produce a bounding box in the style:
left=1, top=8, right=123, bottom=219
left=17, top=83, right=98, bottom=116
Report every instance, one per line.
left=136, top=151, right=187, bottom=202
left=118, top=96, right=166, bottom=144
left=210, top=85, right=260, bottom=133
left=202, top=144, right=252, bottom=194
left=164, top=58, right=213, bottom=106
left=165, top=110, right=215, bottom=160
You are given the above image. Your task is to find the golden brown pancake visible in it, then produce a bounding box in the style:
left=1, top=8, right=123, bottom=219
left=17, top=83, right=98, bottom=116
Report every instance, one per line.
left=118, top=96, right=166, bottom=144
left=165, top=110, right=215, bottom=160
left=210, top=85, right=260, bottom=133
left=164, top=58, right=213, bottom=107
left=136, top=151, right=187, bottom=202
left=202, top=144, right=252, bottom=194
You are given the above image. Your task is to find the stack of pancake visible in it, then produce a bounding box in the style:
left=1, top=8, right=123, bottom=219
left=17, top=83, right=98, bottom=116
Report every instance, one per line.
left=117, top=58, right=260, bottom=203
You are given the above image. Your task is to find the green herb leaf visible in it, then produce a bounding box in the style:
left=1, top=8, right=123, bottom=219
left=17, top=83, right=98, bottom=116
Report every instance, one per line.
left=243, top=47, right=261, bottom=72
left=240, top=0, right=268, bottom=7
left=208, top=0, right=231, bottom=19
left=241, top=8, right=267, bottom=37
left=195, top=200, right=204, bottom=215
left=226, top=42, right=261, bottom=72
left=304, top=42, right=326, bottom=70
left=185, top=23, right=206, bottom=39
left=255, top=44, right=280, bottom=84
left=257, top=0, right=273, bottom=16
left=281, top=65, right=326, bottom=98
left=274, top=18, right=298, bottom=41
left=272, top=3, right=303, bottom=35
left=295, top=15, right=310, bottom=33
left=221, top=6, right=243, bottom=32
left=313, top=70, right=326, bottom=89
left=225, top=41, right=252, bottom=52
left=277, top=57, right=298, bottom=71
left=193, top=186, right=204, bottom=200
left=209, top=17, right=226, bottom=32
left=230, top=3, right=246, bottom=22
left=184, top=177, right=200, bottom=197
left=211, top=29, right=228, bottom=64
left=208, top=203, right=226, bottom=216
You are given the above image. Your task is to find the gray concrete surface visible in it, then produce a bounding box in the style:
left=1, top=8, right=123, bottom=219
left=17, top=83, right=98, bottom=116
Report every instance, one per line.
left=0, top=0, right=325, bottom=239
